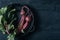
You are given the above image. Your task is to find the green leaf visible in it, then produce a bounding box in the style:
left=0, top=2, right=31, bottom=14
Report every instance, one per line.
left=0, top=15, right=3, bottom=24
left=8, top=9, right=16, bottom=18
left=0, top=7, right=7, bottom=15
left=7, top=34, right=15, bottom=40
left=0, top=24, right=5, bottom=34
left=9, top=9, right=16, bottom=12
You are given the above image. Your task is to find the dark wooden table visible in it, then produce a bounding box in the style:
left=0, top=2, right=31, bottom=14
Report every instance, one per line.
left=0, top=0, right=60, bottom=40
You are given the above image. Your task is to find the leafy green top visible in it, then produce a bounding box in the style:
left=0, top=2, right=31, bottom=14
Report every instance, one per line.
left=0, top=7, right=17, bottom=40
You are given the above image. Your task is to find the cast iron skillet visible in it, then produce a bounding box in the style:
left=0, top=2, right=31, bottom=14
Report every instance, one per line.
left=2, top=3, right=34, bottom=37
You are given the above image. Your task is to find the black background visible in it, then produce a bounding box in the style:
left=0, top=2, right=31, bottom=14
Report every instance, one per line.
left=0, top=0, right=60, bottom=40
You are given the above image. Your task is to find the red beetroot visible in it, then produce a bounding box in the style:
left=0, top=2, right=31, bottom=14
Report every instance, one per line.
left=18, top=15, right=25, bottom=31
left=22, top=16, right=31, bottom=30
left=18, top=6, right=32, bottom=33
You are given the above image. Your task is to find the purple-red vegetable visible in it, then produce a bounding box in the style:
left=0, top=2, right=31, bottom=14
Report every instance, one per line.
left=18, top=6, right=32, bottom=33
